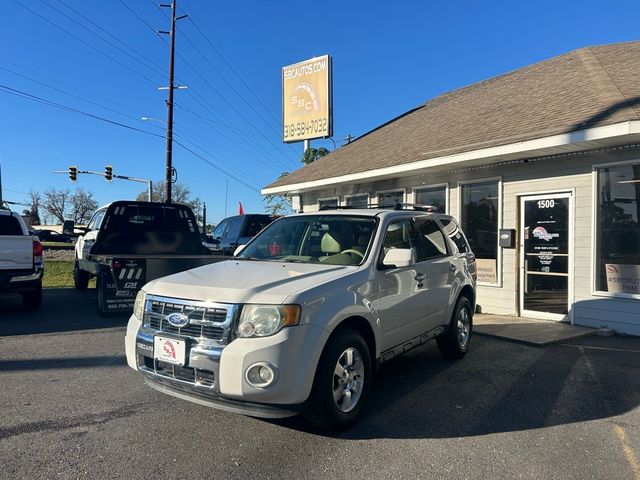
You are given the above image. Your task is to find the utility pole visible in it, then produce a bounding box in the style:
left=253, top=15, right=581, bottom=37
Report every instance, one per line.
left=159, top=0, right=187, bottom=204
left=344, top=134, right=355, bottom=144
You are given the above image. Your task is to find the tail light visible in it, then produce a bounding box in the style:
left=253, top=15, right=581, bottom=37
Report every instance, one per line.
left=33, top=240, right=44, bottom=265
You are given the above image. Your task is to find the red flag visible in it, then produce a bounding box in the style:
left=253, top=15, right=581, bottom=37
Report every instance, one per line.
left=238, top=202, right=245, bottom=215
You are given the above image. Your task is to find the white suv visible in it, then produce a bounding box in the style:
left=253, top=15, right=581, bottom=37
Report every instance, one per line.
left=125, top=208, right=476, bottom=429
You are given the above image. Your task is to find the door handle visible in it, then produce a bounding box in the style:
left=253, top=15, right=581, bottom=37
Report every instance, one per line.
left=415, top=273, right=425, bottom=282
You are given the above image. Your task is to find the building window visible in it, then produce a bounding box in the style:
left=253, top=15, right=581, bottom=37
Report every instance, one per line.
left=377, top=190, right=404, bottom=207
left=595, top=161, right=640, bottom=296
left=345, top=194, right=368, bottom=208
left=414, top=185, right=447, bottom=213
left=460, top=180, right=499, bottom=284
left=318, top=198, right=338, bottom=210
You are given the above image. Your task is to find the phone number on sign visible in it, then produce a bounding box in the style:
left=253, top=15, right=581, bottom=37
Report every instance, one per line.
left=284, top=118, right=328, bottom=139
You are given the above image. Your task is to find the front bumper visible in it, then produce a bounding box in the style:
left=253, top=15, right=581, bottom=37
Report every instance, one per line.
left=125, top=310, right=329, bottom=418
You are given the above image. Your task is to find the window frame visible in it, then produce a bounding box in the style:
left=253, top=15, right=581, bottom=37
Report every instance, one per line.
left=375, top=188, right=406, bottom=208
left=318, top=197, right=339, bottom=210
left=343, top=193, right=369, bottom=208
left=412, top=183, right=448, bottom=214
left=591, top=158, right=640, bottom=300
left=457, top=177, right=503, bottom=287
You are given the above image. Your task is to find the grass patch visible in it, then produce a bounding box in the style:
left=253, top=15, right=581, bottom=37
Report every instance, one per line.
left=43, top=259, right=95, bottom=289
left=41, top=242, right=75, bottom=249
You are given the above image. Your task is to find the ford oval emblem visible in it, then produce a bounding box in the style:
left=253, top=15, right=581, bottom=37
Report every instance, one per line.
left=167, top=313, right=189, bottom=327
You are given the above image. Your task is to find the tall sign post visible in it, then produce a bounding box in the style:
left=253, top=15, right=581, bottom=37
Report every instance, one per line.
left=282, top=55, right=333, bottom=150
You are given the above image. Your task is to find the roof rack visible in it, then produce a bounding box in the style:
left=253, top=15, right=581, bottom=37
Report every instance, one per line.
left=318, top=203, right=439, bottom=213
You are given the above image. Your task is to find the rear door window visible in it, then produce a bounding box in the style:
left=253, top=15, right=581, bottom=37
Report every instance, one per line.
left=414, top=217, right=448, bottom=259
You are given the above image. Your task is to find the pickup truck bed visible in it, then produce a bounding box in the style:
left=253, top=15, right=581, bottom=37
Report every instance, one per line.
left=85, top=201, right=229, bottom=315
left=0, top=209, right=43, bottom=310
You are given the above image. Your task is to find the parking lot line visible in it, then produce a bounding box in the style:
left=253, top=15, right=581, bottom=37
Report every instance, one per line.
left=613, top=424, right=640, bottom=480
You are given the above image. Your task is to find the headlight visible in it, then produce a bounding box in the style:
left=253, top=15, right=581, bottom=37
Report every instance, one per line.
left=133, top=290, right=147, bottom=320
left=236, top=304, right=301, bottom=338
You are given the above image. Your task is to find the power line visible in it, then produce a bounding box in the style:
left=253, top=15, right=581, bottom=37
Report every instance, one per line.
left=184, top=15, right=282, bottom=130
left=151, top=0, right=297, bottom=168
left=122, top=0, right=295, bottom=172
left=0, top=65, right=163, bottom=131
left=0, top=57, right=162, bottom=124
left=177, top=93, right=294, bottom=172
left=54, top=0, right=169, bottom=79
left=0, top=83, right=266, bottom=192
left=183, top=10, right=299, bottom=154
left=173, top=139, right=260, bottom=192
left=13, top=0, right=160, bottom=87
left=0, top=83, right=165, bottom=138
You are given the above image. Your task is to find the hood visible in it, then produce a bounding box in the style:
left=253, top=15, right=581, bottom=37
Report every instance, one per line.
left=143, top=260, right=356, bottom=304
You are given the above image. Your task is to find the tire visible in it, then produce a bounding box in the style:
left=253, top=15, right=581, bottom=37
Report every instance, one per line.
left=73, top=261, right=90, bottom=290
left=303, top=329, right=372, bottom=431
left=96, top=271, right=111, bottom=317
left=22, top=282, right=43, bottom=311
left=437, top=295, right=473, bottom=359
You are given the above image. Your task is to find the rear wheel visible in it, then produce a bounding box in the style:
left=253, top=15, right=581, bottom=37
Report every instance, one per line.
left=437, top=296, right=473, bottom=359
left=73, top=261, right=90, bottom=290
left=96, top=271, right=111, bottom=317
left=303, top=329, right=371, bottom=431
left=22, top=282, right=43, bottom=311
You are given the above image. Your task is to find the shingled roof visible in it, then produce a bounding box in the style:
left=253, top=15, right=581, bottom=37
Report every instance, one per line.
left=265, top=41, right=640, bottom=191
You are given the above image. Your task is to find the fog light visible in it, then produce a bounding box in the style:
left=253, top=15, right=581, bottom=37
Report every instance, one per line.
left=245, top=363, right=277, bottom=388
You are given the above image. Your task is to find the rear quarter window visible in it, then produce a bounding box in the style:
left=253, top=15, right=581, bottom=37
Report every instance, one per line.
left=439, top=217, right=471, bottom=254
left=0, top=215, right=24, bottom=235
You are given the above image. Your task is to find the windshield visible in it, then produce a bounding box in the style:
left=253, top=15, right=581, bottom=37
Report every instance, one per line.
left=238, top=215, right=377, bottom=265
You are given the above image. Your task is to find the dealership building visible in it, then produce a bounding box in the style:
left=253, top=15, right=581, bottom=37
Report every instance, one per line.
left=264, top=41, right=640, bottom=335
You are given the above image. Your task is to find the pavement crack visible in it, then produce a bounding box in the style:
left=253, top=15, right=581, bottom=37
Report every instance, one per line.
left=0, top=402, right=155, bottom=440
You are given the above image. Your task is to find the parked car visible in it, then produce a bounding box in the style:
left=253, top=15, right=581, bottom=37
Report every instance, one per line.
left=125, top=206, right=477, bottom=430
left=33, top=229, right=74, bottom=243
left=75, top=201, right=227, bottom=316
left=204, top=214, right=279, bottom=255
left=0, top=208, right=44, bottom=310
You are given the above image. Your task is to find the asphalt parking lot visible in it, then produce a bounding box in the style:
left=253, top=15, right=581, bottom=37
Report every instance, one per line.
left=1, top=289, right=639, bottom=480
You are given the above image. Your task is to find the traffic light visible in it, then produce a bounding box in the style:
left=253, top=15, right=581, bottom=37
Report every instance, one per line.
left=69, top=166, right=78, bottom=182
left=104, top=165, right=113, bottom=181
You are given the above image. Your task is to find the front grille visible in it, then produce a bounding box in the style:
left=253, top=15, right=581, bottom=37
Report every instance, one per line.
left=144, top=297, right=232, bottom=342
left=148, top=317, right=224, bottom=339
left=143, top=357, right=215, bottom=388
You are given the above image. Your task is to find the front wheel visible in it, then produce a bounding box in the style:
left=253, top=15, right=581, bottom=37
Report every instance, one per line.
left=303, top=329, right=371, bottom=431
left=437, top=296, right=473, bottom=359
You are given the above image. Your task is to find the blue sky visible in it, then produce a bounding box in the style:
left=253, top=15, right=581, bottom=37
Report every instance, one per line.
left=1, top=0, right=638, bottom=224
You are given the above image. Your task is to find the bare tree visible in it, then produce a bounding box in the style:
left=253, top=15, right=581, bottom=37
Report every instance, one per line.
left=42, top=188, right=71, bottom=224
left=136, top=181, right=192, bottom=204
left=27, top=190, right=42, bottom=225
left=70, top=188, right=98, bottom=224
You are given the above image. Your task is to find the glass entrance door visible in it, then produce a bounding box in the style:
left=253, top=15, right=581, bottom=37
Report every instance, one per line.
left=519, top=193, right=572, bottom=319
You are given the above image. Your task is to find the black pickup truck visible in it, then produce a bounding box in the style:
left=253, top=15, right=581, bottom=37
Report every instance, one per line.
left=86, top=201, right=228, bottom=315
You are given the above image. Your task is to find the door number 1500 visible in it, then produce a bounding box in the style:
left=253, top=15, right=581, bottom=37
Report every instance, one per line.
left=537, top=199, right=555, bottom=209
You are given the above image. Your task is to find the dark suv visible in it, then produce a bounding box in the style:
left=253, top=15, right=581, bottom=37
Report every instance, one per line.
left=206, top=214, right=279, bottom=255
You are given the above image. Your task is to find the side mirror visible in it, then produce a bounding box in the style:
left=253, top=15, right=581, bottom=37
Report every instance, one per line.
left=382, top=248, right=414, bottom=268
left=75, top=226, right=90, bottom=236
left=233, top=244, right=246, bottom=256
